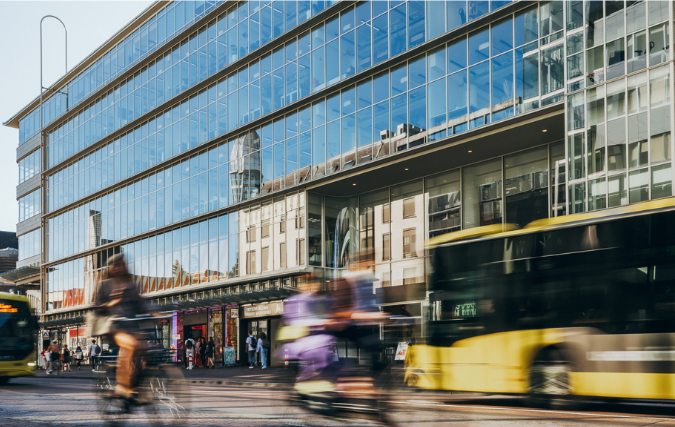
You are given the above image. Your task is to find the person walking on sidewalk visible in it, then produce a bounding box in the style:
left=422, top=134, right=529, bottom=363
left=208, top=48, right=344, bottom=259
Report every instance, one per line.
left=194, top=337, right=201, bottom=368
left=89, top=339, right=100, bottom=371
left=61, top=345, right=71, bottom=372
left=200, top=338, right=207, bottom=368
left=205, top=337, right=215, bottom=368
left=74, top=346, right=84, bottom=370
left=46, top=340, right=61, bottom=375
left=256, top=332, right=268, bottom=369
left=246, top=331, right=257, bottom=368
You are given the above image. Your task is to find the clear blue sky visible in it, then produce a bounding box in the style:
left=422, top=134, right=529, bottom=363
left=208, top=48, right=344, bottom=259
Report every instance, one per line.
left=0, top=1, right=153, bottom=232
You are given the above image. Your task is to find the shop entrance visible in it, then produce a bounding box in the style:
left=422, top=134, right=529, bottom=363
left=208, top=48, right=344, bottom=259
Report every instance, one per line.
left=184, top=324, right=206, bottom=341
left=245, top=319, right=269, bottom=367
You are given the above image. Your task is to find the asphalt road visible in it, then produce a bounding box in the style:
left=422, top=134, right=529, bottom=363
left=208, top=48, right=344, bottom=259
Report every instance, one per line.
left=3, top=377, right=675, bottom=426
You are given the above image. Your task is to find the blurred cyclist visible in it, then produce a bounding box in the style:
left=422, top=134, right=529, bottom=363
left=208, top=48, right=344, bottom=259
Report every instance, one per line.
left=95, top=254, right=150, bottom=401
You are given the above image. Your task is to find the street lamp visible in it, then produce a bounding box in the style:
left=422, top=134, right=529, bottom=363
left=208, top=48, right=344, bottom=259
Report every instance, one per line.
left=39, top=15, right=68, bottom=130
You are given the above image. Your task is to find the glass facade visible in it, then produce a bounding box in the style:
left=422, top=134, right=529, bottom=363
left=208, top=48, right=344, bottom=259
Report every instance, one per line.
left=566, top=1, right=673, bottom=212
left=20, top=0, right=341, bottom=145
left=308, top=141, right=564, bottom=292
left=19, top=148, right=41, bottom=184
left=45, top=192, right=304, bottom=311
left=7, top=0, right=675, bottom=325
left=18, top=188, right=42, bottom=223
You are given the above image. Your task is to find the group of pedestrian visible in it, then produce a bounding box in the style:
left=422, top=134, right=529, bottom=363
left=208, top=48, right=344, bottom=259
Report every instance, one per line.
left=184, top=337, right=216, bottom=369
left=246, top=331, right=269, bottom=369
left=41, top=339, right=102, bottom=374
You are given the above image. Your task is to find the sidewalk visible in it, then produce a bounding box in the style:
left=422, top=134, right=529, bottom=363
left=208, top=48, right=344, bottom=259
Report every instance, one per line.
left=37, top=365, right=293, bottom=388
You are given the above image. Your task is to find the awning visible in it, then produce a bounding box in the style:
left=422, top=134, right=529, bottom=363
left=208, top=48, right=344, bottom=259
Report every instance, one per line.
left=152, top=287, right=299, bottom=313
left=40, top=316, right=86, bottom=329
left=0, top=265, right=40, bottom=284
left=41, top=287, right=300, bottom=329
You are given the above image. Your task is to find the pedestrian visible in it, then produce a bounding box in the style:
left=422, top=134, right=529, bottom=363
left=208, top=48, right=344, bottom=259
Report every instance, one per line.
left=256, top=332, right=268, bottom=369
left=195, top=337, right=201, bottom=368
left=200, top=338, right=207, bottom=368
left=89, top=339, right=100, bottom=371
left=206, top=337, right=215, bottom=369
left=74, top=346, right=84, bottom=370
left=61, top=345, right=71, bottom=372
left=246, top=331, right=257, bottom=368
left=184, top=336, right=195, bottom=369
left=46, top=340, right=60, bottom=375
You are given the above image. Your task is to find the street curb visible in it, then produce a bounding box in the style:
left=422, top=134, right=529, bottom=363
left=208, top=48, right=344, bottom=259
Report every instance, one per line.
left=35, top=373, right=290, bottom=388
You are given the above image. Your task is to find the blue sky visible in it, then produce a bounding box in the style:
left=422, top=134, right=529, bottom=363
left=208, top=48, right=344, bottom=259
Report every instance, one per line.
left=0, top=1, right=152, bottom=232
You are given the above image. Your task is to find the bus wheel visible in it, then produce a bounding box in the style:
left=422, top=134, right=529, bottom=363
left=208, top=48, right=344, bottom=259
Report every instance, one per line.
left=528, top=357, right=576, bottom=410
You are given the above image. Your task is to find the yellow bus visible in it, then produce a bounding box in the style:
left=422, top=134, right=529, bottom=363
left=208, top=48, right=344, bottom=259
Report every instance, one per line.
left=406, top=198, right=675, bottom=406
left=0, top=292, right=36, bottom=383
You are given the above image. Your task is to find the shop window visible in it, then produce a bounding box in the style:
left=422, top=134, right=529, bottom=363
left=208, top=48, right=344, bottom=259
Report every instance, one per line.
left=382, top=233, right=391, bottom=261
left=403, top=228, right=416, bottom=258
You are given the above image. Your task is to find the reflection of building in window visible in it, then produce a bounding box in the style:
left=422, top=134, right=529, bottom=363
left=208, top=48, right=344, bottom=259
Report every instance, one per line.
left=403, top=197, right=416, bottom=218
left=279, top=242, right=286, bottom=268
left=382, top=203, right=390, bottom=223
left=261, top=247, right=269, bottom=272
left=403, top=228, right=416, bottom=258
left=428, top=191, right=461, bottom=238
left=478, top=181, right=502, bottom=226
left=382, top=271, right=391, bottom=288
left=230, top=131, right=261, bottom=203
left=296, top=239, right=305, bottom=266
left=382, top=233, right=391, bottom=261
left=403, top=267, right=417, bottom=286
left=246, top=250, right=256, bottom=275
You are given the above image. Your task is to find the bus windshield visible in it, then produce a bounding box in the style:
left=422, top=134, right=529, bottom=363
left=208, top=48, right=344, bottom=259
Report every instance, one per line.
left=0, top=299, right=33, bottom=360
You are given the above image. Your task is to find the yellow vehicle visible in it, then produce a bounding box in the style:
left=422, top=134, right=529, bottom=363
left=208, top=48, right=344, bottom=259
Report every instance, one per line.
left=0, top=292, right=36, bottom=383
left=406, top=198, right=675, bottom=405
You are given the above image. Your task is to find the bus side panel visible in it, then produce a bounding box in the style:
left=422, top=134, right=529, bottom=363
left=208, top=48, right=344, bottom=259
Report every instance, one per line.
left=0, top=352, right=36, bottom=379
left=407, top=329, right=568, bottom=393
left=569, top=332, right=675, bottom=399
left=572, top=372, right=675, bottom=400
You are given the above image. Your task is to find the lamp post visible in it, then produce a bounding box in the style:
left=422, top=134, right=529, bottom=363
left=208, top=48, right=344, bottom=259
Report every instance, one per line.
left=39, top=15, right=68, bottom=130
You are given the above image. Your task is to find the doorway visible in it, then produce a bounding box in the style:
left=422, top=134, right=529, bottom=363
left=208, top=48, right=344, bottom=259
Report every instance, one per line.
left=246, top=319, right=269, bottom=366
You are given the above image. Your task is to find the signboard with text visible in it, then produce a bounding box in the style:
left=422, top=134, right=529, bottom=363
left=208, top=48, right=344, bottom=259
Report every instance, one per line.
left=242, top=302, right=283, bottom=318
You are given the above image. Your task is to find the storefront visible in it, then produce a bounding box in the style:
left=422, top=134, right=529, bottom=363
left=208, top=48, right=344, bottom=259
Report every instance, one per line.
left=240, top=301, right=284, bottom=366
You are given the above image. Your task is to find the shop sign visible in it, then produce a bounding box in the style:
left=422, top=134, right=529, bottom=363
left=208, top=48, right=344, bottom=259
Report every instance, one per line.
left=172, top=334, right=181, bottom=340
left=42, top=331, right=49, bottom=339
left=242, top=302, right=283, bottom=318
left=223, top=346, right=236, bottom=365
left=230, top=309, right=239, bottom=319
left=394, top=342, right=409, bottom=361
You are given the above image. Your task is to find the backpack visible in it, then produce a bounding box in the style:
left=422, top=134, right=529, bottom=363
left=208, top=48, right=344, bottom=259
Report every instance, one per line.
left=263, top=338, right=270, bottom=349
left=186, top=339, right=193, bottom=349
left=249, top=336, right=257, bottom=348
left=95, top=344, right=101, bottom=354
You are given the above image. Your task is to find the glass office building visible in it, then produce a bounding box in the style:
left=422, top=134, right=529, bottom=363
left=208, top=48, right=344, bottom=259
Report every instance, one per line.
left=5, top=1, right=674, bottom=363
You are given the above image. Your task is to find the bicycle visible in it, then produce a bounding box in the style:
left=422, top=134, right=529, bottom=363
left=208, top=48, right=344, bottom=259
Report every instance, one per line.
left=94, top=316, right=191, bottom=427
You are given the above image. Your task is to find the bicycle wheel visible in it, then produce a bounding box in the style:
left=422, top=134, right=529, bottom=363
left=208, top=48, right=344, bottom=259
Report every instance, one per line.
left=139, top=364, right=191, bottom=427
left=95, top=366, right=130, bottom=427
